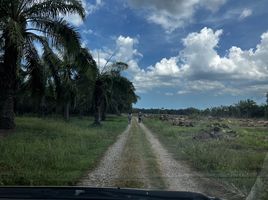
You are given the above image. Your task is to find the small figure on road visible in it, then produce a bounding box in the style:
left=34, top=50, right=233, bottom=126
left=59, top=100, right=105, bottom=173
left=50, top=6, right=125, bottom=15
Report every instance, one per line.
left=128, top=112, right=132, bottom=124
left=138, top=111, right=142, bottom=123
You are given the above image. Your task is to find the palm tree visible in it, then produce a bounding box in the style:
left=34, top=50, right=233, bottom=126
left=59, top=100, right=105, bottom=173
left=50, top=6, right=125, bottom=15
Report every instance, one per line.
left=109, top=75, right=139, bottom=115
left=93, top=61, right=138, bottom=125
left=43, top=47, right=97, bottom=121
left=0, top=0, right=85, bottom=129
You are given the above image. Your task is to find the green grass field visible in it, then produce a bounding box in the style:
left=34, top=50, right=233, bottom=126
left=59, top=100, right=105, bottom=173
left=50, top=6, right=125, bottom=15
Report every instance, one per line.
left=0, top=116, right=126, bottom=186
left=143, top=117, right=268, bottom=195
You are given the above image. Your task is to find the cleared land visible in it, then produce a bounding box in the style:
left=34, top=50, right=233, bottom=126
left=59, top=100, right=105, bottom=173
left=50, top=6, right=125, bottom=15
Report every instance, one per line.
left=1, top=114, right=267, bottom=200
left=79, top=118, right=233, bottom=199
left=0, top=116, right=126, bottom=185
left=143, top=115, right=268, bottom=199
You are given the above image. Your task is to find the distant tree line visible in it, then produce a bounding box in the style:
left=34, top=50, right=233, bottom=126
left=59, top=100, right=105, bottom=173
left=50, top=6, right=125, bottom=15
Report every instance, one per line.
left=134, top=96, right=268, bottom=119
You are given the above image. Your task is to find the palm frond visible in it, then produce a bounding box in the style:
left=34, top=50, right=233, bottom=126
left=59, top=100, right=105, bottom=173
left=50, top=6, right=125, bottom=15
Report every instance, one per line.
left=111, top=62, right=128, bottom=74
left=42, top=43, right=63, bottom=101
left=5, top=18, right=24, bottom=50
left=23, top=0, right=85, bottom=20
left=30, top=18, right=81, bottom=53
left=23, top=39, right=45, bottom=98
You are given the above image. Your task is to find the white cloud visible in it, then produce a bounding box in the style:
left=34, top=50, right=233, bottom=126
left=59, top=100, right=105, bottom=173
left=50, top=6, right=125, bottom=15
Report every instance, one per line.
left=82, top=29, right=94, bottom=35
left=239, top=8, right=252, bottom=20
left=128, top=0, right=227, bottom=33
left=179, top=27, right=268, bottom=81
left=91, top=35, right=142, bottom=74
left=63, top=0, right=104, bottom=26
left=91, top=28, right=268, bottom=97
left=86, top=0, right=104, bottom=15
left=177, top=90, right=189, bottom=95
left=91, top=48, right=114, bottom=71
left=165, top=92, right=174, bottom=96
left=114, top=35, right=143, bottom=74
left=64, top=14, right=84, bottom=26
left=81, top=39, right=88, bottom=48
left=136, top=27, right=268, bottom=96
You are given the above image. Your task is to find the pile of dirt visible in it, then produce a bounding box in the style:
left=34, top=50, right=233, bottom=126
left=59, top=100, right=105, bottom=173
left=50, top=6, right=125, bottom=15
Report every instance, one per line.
left=238, top=119, right=268, bottom=127
left=159, top=115, right=194, bottom=127
left=145, top=114, right=194, bottom=128
left=172, top=118, right=194, bottom=127
left=159, top=114, right=172, bottom=121
left=193, top=123, right=237, bottom=140
left=207, top=122, right=230, bottom=129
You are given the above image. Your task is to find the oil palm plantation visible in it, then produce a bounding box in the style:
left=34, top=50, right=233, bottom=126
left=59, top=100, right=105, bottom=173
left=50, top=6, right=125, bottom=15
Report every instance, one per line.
left=42, top=47, right=97, bottom=121
left=0, top=0, right=85, bottom=129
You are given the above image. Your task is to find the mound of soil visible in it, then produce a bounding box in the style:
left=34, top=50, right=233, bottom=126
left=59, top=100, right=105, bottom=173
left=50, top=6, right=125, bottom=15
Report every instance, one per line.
left=172, top=119, right=194, bottom=127
left=238, top=119, right=268, bottom=127
left=193, top=124, right=237, bottom=140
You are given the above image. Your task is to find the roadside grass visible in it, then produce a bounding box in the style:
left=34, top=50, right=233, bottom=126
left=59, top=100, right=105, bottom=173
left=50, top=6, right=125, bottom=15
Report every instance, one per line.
left=143, top=118, right=268, bottom=195
left=115, top=120, right=166, bottom=189
left=0, top=116, right=126, bottom=186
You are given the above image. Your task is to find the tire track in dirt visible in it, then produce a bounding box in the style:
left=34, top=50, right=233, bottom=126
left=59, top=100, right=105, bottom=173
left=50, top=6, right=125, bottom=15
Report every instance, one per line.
left=139, top=121, right=202, bottom=192
left=139, top=121, right=246, bottom=200
left=113, top=120, right=153, bottom=188
left=78, top=118, right=238, bottom=199
left=77, top=123, right=131, bottom=187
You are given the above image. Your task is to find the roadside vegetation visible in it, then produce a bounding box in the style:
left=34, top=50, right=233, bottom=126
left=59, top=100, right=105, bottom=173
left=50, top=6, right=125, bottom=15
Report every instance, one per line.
left=0, top=116, right=126, bottom=185
left=143, top=116, right=268, bottom=196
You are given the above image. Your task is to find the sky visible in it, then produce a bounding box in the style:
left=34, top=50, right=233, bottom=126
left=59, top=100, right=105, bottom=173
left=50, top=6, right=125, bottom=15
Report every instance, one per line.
left=65, top=0, right=268, bottom=109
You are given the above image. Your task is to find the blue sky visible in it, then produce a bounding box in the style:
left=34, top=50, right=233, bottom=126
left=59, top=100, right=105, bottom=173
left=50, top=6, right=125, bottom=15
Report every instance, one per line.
left=66, top=0, right=268, bottom=109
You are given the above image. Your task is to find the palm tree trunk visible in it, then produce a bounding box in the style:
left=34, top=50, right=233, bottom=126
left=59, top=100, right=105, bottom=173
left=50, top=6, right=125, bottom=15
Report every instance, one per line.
left=40, top=96, right=46, bottom=117
left=0, top=35, right=19, bottom=129
left=64, top=101, right=70, bottom=121
left=94, top=105, right=101, bottom=125
left=93, top=79, right=103, bottom=125
left=101, top=102, right=106, bottom=121
left=0, top=92, right=15, bottom=129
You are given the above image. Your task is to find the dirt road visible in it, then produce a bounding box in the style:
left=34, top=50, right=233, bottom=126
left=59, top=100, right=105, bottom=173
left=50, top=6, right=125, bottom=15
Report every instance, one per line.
left=78, top=118, right=236, bottom=199
left=78, top=123, right=131, bottom=187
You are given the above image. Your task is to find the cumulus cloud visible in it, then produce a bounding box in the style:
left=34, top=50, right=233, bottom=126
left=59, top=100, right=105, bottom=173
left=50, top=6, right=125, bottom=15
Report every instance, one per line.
left=91, top=28, right=268, bottom=97
left=137, top=27, right=268, bottom=96
left=171, top=28, right=268, bottom=96
left=86, top=0, right=104, bottom=15
left=91, top=35, right=142, bottom=74
left=165, top=92, right=174, bottom=96
left=64, top=0, right=104, bottom=26
left=128, top=0, right=227, bottom=32
left=239, top=8, right=252, bottom=20
left=82, top=29, right=94, bottom=35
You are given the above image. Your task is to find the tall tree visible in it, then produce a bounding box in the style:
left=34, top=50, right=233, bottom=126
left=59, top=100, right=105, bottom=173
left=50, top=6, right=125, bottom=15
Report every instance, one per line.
left=0, top=0, right=85, bottom=129
left=43, top=47, right=97, bottom=120
left=93, top=62, right=138, bottom=124
left=108, top=75, right=138, bottom=116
